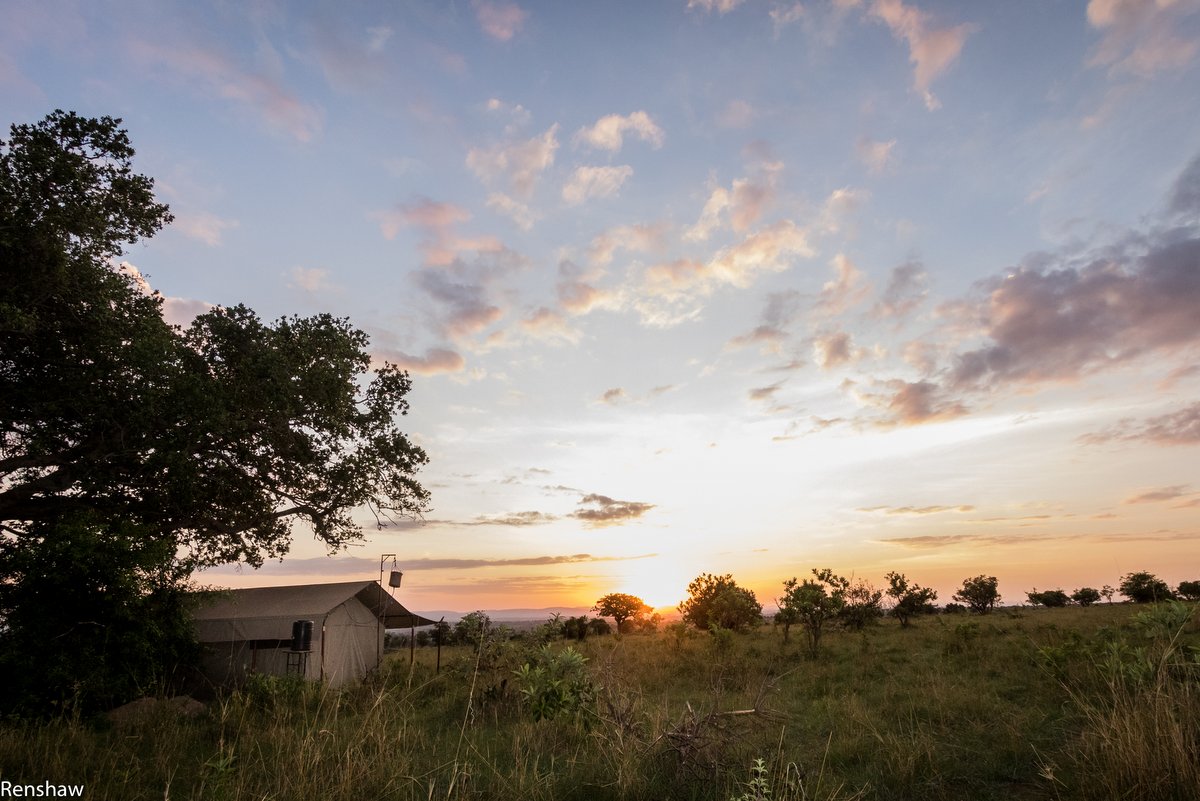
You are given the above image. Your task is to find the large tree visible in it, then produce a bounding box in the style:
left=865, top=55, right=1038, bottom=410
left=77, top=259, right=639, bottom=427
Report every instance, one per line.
left=0, top=111, right=429, bottom=714
left=678, top=573, right=762, bottom=632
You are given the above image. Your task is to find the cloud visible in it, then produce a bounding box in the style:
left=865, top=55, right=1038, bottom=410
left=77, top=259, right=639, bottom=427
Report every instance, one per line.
left=1123, top=485, right=1192, bottom=504
left=770, top=3, right=806, bottom=34
left=374, top=197, right=504, bottom=267
left=129, top=40, right=322, bottom=142
left=815, top=253, right=871, bottom=316
left=948, top=235, right=1200, bottom=392
left=414, top=269, right=505, bottom=340
left=1086, top=0, right=1200, bottom=77
left=466, top=124, right=560, bottom=198
left=872, top=261, right=929, bottom=318
left=1169, top=152, right=1200, bottom=219
left=570, top=494, right=655, bottom=527
left=813, top=330, right=863, bottom=368
left=855, top=379, right=969, bottom=426
left=1082, top=402, right=1200, bottom=447
left=473, top=0, right=528, bottom=41
left=685, top=162, right=783, bottom=241
left=486, top=192, right=538, bottom=230
left=687, top=0, right=747, bottom=13
left=856, top=137, right=897, bottom=173
left=867, top=0, right=973, bottom=109
left=599, top=387, right=629, bottom=405
left=727, top=290, right=803, bottom=353
left=562, top=165, right=634, bottom=205
left=717, top=99, right=757, bottom=129
left=880, top=530, right=1200, bottom=549
left=204, top=552, right=654, bottom=575
left=748, top=382, right=784, bottom=401
left=573, top=111, right=665, bottom=152
left=519, top=307, right=582, bottom=345
left=857, top=504, right=975, bottom=514
left=288, top=267, right=333, bottom=293
left=173, top=211, right=239, bottom=246
left=466, top=511, right=558, bottom=526
left=117, top=261, right=211, bottom=327
left=707, top=220, right=814, bottom=286
left=588, top=222, right=668, bottom=266
left=376, top=347, right=466, bottom=375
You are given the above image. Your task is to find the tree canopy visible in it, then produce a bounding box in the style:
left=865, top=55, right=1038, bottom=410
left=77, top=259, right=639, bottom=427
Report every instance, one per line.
left=593, top=593, right=652, bottom=633
left=952, top=575, right=1001, bottom=614
left=679, top=573, right=762, bottom=632
left=0, top=111, right=429, bottom=714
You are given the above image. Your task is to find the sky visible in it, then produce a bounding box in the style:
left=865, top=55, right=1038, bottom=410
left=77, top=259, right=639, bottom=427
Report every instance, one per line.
left=4, top=0, right=1199, bottom=613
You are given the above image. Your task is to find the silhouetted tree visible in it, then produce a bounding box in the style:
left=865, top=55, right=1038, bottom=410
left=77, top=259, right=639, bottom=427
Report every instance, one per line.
left=778, top=569, right=847, bottom=656
left=1027, top=589, right=1070, bottom=608
left=679, top=574, right=762, bottom=632
left=953, top=575, right=1001, bottom=614
left=884, top=572, right=938, bottom=627
left=1177, top=581, right=1200, bottom=601
left=1119, top=572, right=1173, bottom=603
left=1071, top=587, right=1101, bottom=606
left=593, top=593, right=652, bottom=633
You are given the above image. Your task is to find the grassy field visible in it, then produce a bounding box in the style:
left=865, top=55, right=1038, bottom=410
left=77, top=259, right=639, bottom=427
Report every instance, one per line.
left=0, top=602, right=1196, bottom=800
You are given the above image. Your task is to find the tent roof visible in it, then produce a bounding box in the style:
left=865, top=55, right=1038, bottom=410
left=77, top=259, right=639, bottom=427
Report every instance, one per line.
left=194, top=580, right=436, bottom=629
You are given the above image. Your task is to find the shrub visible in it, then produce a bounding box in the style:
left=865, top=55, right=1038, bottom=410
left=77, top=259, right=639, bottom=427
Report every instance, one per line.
left=884, top=572, right=937, bottom=627
left=680, top=573, right=763, bottom=632
left=778, top=569, right=847, bottom=657
left=839, top=579, right=884, bottom=630
left=1071, top=587, right=1101, bottom=607
left=953, top=575, right=1001, bottom=614
left=1027, top=589, right=1070, bottom=608
left=1176, top=580, right=1200, bottom=601
left=513, top=646, right=595, bottom=721
left=1118, top=571, right=1174, bottom=603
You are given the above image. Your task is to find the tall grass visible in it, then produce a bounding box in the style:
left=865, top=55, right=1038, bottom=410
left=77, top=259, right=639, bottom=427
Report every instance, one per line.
left=0, top=603, right=1196, bottom=800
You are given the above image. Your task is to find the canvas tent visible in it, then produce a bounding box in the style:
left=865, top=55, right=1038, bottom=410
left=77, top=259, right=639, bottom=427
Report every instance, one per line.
left=193, top=580, right=435, bottom=688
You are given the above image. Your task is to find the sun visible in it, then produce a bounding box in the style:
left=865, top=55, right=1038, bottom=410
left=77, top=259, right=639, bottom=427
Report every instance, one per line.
left=613, top=555, right=694, bottom=611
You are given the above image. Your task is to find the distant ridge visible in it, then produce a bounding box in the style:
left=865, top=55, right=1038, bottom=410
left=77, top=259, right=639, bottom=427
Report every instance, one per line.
left=413, top=606, right=594, bottom=624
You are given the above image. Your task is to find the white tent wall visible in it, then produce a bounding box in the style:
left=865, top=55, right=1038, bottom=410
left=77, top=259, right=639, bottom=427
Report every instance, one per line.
left=320, top=598, right=380, bottom=687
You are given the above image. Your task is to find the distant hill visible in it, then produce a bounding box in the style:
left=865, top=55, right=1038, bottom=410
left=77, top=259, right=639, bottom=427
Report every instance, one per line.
left=413, top=606, right=594, bottom=625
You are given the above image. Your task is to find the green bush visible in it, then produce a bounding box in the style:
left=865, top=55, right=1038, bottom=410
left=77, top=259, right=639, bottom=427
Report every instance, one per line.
left=513, top=646, right=595, bottom=721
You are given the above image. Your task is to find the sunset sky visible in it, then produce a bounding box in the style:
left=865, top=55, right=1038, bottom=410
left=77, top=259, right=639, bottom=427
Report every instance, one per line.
left=5, top=0, right=1198, bottom=613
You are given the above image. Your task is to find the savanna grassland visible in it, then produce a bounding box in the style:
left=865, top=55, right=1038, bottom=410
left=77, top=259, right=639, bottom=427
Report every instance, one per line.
left=1, top=602, right=1196, bottom=801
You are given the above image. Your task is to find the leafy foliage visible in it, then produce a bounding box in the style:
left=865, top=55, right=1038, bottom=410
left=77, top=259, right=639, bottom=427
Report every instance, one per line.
left=514, top=646, right=595, bottom=721
left=952, top=575, right=1001, bottom=614
left=778, top=569, right=847, bottom=657
left=1027, top=589, right=1070, bottom=608
left=1071, top=587, right=1101, bottom=607
left=1178, top=580, right=1200, bottom=602
left=679, top=574, right=763, bottom=632
left=453, top=611, right=492, bottom=647
left=0, top=111, right=429, bottom=715
left=838, top=578, right=883, bottom=630
left=1118, top=571, right=1174, bottom=604
left=884, top=571, right=937, bottom=627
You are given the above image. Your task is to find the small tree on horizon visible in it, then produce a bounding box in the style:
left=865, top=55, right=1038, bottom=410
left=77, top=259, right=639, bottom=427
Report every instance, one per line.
left=1027, top=589, right=1070, bottom=608
left=1071, top=587, right=1101, bottom=607
left=884, top=572, right=938, bottom=627
left=1177, top=581, right=1200, bottom=602
left=593, top=593, right=652, bottom=633
left=778, top=569, right=847, bottom=657
left=679, top=573, right=762, bottom=632
left=953, top=575, right=1001, bottom=614
left=1119, top=572, right=1174, bottom=603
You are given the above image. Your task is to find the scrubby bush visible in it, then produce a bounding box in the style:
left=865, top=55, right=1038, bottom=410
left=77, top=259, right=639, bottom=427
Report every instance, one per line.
left=1027, top=589, right=1070, bottom=608
left=839, top=578, right=884, bottom=630
left=513, top=646, right=595, bottom=721
left=884, top=571, right=938, bottom=627
left=1176, top=580, right=1200, bottom=601
left=1119, top=571, right=1174, bottom=603
left=1071, top=587, right=1101, bottom=606
left=953, top=575, right=1001, bottom=614
left=680, top=573, right=763, bottom=632
left=778, top=569, right=847, bottom=657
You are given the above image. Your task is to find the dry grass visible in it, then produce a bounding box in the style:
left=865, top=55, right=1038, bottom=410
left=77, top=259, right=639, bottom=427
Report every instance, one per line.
left=0, top=602, right=1196, bottom=800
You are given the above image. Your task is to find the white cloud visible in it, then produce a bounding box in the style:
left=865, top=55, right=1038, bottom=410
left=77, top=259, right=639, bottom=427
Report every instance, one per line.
left=467, top=124, right=560, bottom=198
left=473, top=0, right=528, bottom=41
left=486, top=192, right=538, bottom=230
left=573, top=111, right=665, bottom=152
left=173, top=211, right=239, bottom=246
left=561, top=165, right=633, bottom=205
left=867, top=0, right=973, bottom=110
